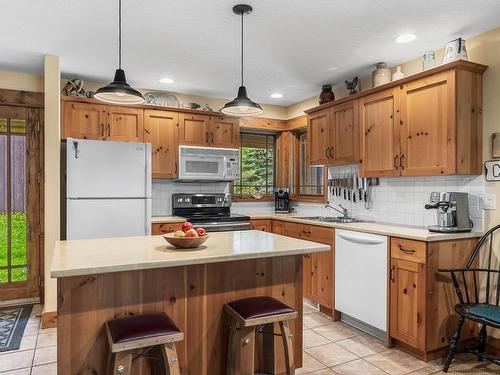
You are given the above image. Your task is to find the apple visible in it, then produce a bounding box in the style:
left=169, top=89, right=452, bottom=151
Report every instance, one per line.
left=173, top=230, right=185, bottom=238
left=185, top=228, right=199, bottom=237
left=182, top=222, right=193, bottom=233
left=196, top=227, right=206, bottom=237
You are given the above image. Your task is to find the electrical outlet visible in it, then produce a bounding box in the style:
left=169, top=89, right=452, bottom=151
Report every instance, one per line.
left=479, top=194, right=496, bottom=210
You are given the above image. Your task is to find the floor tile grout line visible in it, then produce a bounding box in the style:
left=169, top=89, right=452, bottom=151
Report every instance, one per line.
left=327, top=357, right=393, bottom=375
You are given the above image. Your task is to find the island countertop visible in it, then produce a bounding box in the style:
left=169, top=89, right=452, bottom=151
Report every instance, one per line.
left=50, top=230, right=330, bottom=278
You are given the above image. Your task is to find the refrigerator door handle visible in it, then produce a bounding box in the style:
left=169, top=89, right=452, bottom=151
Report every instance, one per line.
left=144, top=143, right=152, bottom=197
left=73, top=140, right=79, bottom=159
left=145, top=199, right=152, bottom=235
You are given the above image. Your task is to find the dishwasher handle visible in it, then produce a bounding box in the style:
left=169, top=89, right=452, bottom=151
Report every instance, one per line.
left=337, top=231, right=386, bottom=245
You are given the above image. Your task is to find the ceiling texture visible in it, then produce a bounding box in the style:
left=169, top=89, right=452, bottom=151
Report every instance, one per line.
left=2, top=0, right=500, bottom=105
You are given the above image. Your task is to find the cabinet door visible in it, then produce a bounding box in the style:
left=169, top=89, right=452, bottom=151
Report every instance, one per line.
left=107, top=106, right=144, bottom=142
left=400, top=71, right=455, bottom=176
left=389, top=258, right=426, bottom=350
left=360, top=88, right=401, bottom=177
left=308, top=109, right=331, bottom=165
left=63, top=101, right=107, bottom=140
left=276, top=131, right=295, bottom=191
left=332, top=100, right=359, bottom=164
left=209, top=116, right=240, bottom=148
left=144, top=110, right=179, bottom=179
left=303, top=253, right=313, bottom=301
left=178, top=113, right=210, bottom=146
left=272, top=220, right=285, bottom=235
left=251, top=219, right=271, bottom=232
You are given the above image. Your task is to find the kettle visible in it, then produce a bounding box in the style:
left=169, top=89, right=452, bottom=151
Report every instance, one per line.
left=443, top=38, right=468, bottom=64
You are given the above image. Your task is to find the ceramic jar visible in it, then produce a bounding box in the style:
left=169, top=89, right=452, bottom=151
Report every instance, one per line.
left=392, top=66, right=405, bottom=81
left=372, top=62, right=391, bottom=87
left=319, top=84, right=335, bottom=104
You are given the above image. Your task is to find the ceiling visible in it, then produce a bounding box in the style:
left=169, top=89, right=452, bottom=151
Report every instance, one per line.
left=2, top=0, right=500, bottom=106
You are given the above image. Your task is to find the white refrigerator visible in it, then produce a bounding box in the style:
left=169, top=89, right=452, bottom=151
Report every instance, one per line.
left=66, top=138, right=152, bottom=240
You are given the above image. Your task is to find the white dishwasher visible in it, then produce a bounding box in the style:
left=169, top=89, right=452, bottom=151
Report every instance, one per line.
left=335, top=229, right=388, bottom=341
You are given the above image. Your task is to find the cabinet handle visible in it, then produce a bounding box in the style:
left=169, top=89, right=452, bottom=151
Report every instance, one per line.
left=107, top=124, right=111, bottom=138
left=325, top=148, right=329, bottom=159
left=205, top=132, right=209, bottom=143
left=400, top=153, right=405, bottom=170
left=390, top=265, right=395, bottom=282
left=329, top=147, right=334, bottom=159
left=399, top=245, right=415, bottom=254
left=302, top=230, right=311, bottom=235
left=210, top=132, right=215, bottom=144
left=393, top=155, right=399, bottom=170
left=174, top=162, right=178, bottom=174
left=101, top=123, right=104, bottom=137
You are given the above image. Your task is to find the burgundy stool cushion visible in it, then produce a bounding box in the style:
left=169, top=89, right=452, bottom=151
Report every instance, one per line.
left=227, top=296, right=295, bottom=320
left=107, top=313, right=181, bottom=344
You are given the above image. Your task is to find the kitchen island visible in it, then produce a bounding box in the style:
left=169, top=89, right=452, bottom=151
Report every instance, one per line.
left=51, top=230, right=330, bottom=374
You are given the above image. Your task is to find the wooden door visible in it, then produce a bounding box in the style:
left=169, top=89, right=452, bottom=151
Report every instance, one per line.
left=360, top=88, right=401, bottom=177
left=332, top=100, right=359, bottom=164
left=400, top=71, right=455, bottom=176
left=389, top=258, right=426, bottom=350
left=63, top=101, right=107, bottom=140
left=178, top=113, right=210, bottom=146
left=144, top=110, right=179, bottom=179
left=308, top=109, right=331, bottom=165
left=107, top=106, right=144, bottom=142
left=208, top=116, right=240, bottom=148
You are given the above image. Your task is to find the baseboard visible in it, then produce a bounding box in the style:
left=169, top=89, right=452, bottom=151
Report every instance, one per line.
left=0, top=297, right=39, bottom=308
left=41, top=311, right=57, bottom=329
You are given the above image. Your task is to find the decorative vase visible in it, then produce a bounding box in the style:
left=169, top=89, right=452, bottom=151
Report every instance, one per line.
left=319, top=85, right=335, bottom=104
left=392, top=66, right=405, bottom=81
left=372, top=62, right=391, bottom=87
left=423, top=50, right=437, bottom=71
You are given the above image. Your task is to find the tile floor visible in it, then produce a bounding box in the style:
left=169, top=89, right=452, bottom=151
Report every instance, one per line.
left=0, top=303, right=480, bottom=374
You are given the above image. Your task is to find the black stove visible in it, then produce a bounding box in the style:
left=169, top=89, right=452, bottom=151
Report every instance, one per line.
left=172, top=193, right=251, bottom=232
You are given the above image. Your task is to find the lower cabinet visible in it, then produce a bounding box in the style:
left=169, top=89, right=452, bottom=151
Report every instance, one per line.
left=152, top=222, right=183, bottom=235
left=389, top=237, right=478, bottom=360
left=250, top=219, right=272, bottom=232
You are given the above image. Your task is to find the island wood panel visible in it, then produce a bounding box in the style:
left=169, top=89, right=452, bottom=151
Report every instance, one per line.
left=57, top=256, right=303, bottom=375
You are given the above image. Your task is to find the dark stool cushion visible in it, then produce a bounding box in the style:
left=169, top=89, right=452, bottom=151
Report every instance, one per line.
left=227, top=296, right=295, bottom=320
left=107, top=313, right=181, bottom=344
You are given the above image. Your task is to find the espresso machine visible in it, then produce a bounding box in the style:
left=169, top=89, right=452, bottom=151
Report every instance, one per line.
left=274, top=188, right=291, bottom=213
left=424, top=192, right=473, bottom=233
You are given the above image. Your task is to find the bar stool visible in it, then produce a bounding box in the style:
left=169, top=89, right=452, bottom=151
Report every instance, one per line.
left=225, top=296, right=298, bottom=375
left=105, top=312, right=183, bottom=375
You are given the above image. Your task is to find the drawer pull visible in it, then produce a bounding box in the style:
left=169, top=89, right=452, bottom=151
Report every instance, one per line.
left=302, top=230, right=312, bottom=235
left=399, top=245, right=415, bottom=254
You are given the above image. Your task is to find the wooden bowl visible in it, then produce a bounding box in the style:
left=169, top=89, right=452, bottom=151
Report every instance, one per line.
left=163, top=233, right=209, bottom=249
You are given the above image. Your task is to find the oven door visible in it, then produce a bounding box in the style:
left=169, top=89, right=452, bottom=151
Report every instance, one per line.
left=178, top=155, right=225, bottom=181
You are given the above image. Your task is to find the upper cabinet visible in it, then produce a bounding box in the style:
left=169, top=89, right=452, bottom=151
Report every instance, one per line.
left=307, top=101, right=360, bottom=165
left=307, top=61, right=487, bottom=177
left=107, top=106, right=144, bottom=142
left=178, top=113, right=240, bottom=148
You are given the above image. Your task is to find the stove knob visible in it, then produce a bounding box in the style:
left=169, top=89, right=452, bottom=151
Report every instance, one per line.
left=217, top=197, right=222, bottom=203
left=186, top=198, right=190, bottom=203
left=177, top=198, right=183, bottom=203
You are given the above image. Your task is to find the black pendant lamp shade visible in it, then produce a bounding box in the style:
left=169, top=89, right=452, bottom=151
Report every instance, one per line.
left=221, top=4, right=263, bottom=117
left=95, top=0, right=144, bottom=105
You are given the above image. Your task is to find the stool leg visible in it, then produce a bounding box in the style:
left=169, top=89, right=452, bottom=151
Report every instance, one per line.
left=111, top=352, right=133, bottom=375
left=279, top=321, right=294, bottom=375
left=237, top=326, right=255, bottom=375
left=227, top=320, right=239, bottom=375
left=161, top=342, right=180, bottom=375
left=261, top=323, right=275, bottom=374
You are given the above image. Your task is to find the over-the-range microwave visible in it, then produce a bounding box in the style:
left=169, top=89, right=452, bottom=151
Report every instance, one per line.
left=177, top=145, right=239, bottom=181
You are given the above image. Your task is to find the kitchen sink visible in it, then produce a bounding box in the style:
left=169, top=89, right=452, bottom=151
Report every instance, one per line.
left=296, top=216, right=362, bottom=223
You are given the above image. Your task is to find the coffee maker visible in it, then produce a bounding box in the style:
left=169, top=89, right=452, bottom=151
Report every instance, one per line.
left=424, top=192, right=473, bottom=233
left=275, top=188, right=291, bottom=213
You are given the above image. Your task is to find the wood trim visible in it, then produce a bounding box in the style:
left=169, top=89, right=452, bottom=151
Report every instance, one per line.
left=305, top=60, right=487, bottom=114
left=285, top=115, right=308, bottom=130
left=232, top=195, right=274, bottom=202
left=41, top=311, right=57, bottom=329
left=0, top=89, right=44, bottom=108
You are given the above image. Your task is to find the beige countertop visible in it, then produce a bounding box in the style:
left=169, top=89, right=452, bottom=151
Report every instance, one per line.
left=50, top=230, right=330, bottom=278
left=236, top=212, right=483, bottom=242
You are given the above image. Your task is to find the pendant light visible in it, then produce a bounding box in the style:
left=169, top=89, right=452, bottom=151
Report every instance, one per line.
left=95, top=0, right=144, bottom=105
left=221, top=4, right=263, bottom=117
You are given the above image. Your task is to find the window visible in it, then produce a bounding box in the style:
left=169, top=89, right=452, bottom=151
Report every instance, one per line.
left=297, top=131, right=325, bottom=197
left=234, top=132, right=275, bottom=197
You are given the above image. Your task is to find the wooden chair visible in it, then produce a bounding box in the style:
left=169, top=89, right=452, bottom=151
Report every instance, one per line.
left=105, top=313, right=183, bottom=375
left=439, top=223, right=500, bottom=372
left=224, top=296, right=298, bottom=375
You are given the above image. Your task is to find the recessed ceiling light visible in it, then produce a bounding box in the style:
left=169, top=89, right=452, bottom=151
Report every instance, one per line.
left=270, top=93, right=283, bottom=99
left=395, top=34, right=417, bottom=43
left=159, top=77, right=174, bottom=84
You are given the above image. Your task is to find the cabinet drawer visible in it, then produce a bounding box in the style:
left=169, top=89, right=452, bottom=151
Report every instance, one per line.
left=152, top=223, right=183, bottom=235
left=251, top=219, right=272, bottom=232
left=390, top=237, right=426, bottom=264
left=284, top=221, right=334, bottom=245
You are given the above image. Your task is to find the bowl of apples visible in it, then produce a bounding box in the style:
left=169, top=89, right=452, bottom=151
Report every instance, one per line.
left=163, top=222, right=208, bottom=249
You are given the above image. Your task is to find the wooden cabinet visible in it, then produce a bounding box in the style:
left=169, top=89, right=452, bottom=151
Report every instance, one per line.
left=152, top=222, right=183, bottom=235
left=360, top=88, right=401, bottom=177
left=308, top=109, right=331, bottom=165
left=276, top=131, right=296, bottom=191
left=250, top=219, right=272, bottom=232
left=389, top=237, right=479, bottom=361
left=107, top=106, right=144, bottom=142
left=179, top=113, right=240, bottom=148
left=63, top=101, right=107, bottom=140
left=144, top=110, right=179, bottom=179
left=272, top=220, right=285, bottom=235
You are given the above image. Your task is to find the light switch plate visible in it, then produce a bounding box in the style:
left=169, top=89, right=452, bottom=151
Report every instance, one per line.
left=479, top=193, right=496, bottom=210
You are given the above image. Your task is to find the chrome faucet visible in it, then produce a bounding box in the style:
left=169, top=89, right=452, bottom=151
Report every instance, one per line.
left=325, top=203, right=349, bottom=218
